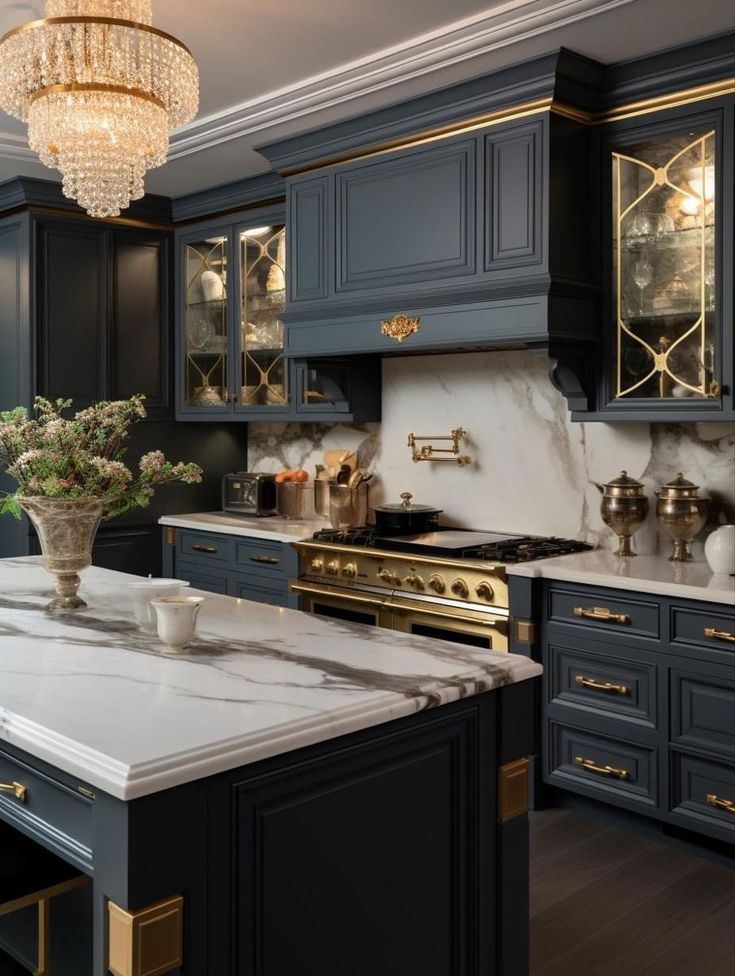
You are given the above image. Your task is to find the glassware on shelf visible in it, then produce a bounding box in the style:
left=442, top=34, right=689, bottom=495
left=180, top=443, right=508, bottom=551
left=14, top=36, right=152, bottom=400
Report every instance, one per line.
left=185, top=236, right=229, bottom=408
left=612, top=126, right=717, bottom=401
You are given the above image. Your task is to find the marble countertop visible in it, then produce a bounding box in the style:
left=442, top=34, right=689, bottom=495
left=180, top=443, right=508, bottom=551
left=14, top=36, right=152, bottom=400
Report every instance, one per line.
left=508, top=550, right=735, bottom=605
left=158, top=511, right=326, bottom=543
left=0, top=558, right=541, bottom=801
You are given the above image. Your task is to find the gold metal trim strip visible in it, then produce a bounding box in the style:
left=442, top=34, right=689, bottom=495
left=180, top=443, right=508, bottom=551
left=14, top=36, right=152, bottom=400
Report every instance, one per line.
left=290, top=581, right=389, bottom=607
left=281, top=79, right=734, bottom=177
left=499, top=758, right=529, bottom=823
left=596, top=78, right=735, bottom=124
left=108, top=894, right=184, bottom=976
left=0, top=874, right=88, bottom=918
left=0, top=16, right=193, bottom=57
left=29, top=83, right=166, bottom=112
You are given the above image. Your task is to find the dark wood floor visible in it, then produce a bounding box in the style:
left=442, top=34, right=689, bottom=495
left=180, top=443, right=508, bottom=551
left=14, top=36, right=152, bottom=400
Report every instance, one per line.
left=530, top=808, right=735, bottom=976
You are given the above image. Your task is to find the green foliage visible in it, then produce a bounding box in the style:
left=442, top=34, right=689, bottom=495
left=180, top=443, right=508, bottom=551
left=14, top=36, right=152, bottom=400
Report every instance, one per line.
left=0, top=395, right=202, bottom=520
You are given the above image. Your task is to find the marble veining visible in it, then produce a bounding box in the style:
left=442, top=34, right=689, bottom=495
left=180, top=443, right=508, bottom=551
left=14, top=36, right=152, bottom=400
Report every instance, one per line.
left=247, top=351, right=735, bottom=557
left=0, top=558, right=540, bottom=800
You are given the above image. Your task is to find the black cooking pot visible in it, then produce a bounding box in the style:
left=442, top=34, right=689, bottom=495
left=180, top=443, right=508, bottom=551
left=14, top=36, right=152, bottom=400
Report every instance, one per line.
left=373, top=492, right=443, bottom=536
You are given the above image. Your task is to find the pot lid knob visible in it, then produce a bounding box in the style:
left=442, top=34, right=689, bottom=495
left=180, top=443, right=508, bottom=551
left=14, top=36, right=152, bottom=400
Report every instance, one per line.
left=608, top=470, right=644, bottom=487
left=400, top=492, right=413, bottom=509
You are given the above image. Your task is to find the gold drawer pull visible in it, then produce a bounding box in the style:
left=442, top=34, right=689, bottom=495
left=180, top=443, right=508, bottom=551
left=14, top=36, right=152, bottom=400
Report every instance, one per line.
left=191, top=544, right=218, bottom=554
left=573, top=606, right=630, bottom=624
left=574, top=756, right=629, bottom=780
left=250, top=555, right=280, bottom=565
left=380, top=314, right=420, bottom=343
left=706, top=793, right=735, bottom=814
left=704, top=627, right=735, bottom=644
left=575, top=675, right=629, bottom=695
left=0, top=781, right=27, bottom=802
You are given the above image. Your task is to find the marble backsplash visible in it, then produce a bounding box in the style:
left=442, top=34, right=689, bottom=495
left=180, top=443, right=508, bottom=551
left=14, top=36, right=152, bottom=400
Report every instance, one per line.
left=247, top=351, right=735, bottom=556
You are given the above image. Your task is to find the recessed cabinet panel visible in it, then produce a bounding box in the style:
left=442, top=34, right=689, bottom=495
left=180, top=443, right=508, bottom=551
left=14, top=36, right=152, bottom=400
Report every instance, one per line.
left=288, top=177, right=329, bottom=301
left=336, top=139, right=476, bottom=292
left=485, top=120, right=544, bottom=270
left=671, top=668, right=735, bottom=756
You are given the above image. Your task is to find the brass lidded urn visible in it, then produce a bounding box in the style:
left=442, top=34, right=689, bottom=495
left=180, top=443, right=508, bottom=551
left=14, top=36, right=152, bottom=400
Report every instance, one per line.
left=655, top=473, right=708, bottom=562
left=595, top=471, right=649, bottom=557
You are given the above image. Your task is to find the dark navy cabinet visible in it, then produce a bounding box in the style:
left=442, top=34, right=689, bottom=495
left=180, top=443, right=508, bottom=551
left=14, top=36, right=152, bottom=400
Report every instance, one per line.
left=162, top=525, right=300, bottom=607
left=0, top=183, right=246, bottom=575
left=540, top=580, right=735, bottom=845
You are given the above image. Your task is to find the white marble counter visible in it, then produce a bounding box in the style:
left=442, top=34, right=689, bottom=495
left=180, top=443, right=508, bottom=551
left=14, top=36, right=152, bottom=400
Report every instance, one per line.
left=0, top=558, right=540, bottom=802
left=158, top=511, right=325, bottom=543
left=508, top=550, right=735, bottom=605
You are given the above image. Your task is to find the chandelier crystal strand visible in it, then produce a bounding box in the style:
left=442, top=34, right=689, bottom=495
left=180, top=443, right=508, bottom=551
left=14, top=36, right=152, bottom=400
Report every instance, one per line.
left=0, top=0, right=198, bottom=218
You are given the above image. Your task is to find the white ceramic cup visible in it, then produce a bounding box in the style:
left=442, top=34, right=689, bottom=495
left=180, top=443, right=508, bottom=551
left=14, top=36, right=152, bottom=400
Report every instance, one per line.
left=128, top=579, right=190, bottom=632
left=151, top=595, right=204, bottom=652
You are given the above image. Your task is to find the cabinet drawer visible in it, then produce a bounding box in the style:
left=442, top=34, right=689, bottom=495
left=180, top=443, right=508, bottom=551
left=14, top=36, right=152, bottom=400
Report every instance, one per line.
left=670, top=667, right=735, bottom=758
left=233, top=539, right=287, bottom=580
left=546, top=722, right=657, bottom=811
left=547, top=586, right=659, bottom=639
left=228, top=574, right=288, bottom=607
left=547, top=639, right=657, bottom=728
left=0, top=749, right=93, bottom=871
left=177, top=530, right=231, bottom=564
left=670, top=752, right=735, bottom=841
left=174, top=559, right=229, bottom=595
left=671, top=605, right=735, bottom=653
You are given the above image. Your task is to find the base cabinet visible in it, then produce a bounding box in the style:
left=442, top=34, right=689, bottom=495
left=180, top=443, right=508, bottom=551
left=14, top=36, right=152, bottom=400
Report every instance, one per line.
left=163, top=526, right=300, bottom=607
left=541, top=581, right=735, bottom=845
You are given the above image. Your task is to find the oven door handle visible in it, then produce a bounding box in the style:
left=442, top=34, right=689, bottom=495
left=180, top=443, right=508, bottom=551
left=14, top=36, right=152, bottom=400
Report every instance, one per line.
left=290, top=582, right=389, bottom=608
left=389, top=601, right=505, bottom=629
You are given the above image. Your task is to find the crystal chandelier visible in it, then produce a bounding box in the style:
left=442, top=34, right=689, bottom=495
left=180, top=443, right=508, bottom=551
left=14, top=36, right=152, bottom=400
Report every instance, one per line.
left=0, top=0, right=198, bottom=218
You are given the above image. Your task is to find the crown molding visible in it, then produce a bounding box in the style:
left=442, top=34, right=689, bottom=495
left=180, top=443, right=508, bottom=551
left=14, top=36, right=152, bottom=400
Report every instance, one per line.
left=166, top=0, right=635, bottom=161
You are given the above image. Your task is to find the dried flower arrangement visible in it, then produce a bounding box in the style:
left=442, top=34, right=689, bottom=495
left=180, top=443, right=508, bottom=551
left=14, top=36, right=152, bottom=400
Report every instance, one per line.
left=0, top=395, right=203, bottom=519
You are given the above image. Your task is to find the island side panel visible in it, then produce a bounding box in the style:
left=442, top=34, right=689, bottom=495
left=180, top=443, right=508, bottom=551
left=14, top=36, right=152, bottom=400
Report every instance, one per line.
left=206, top=687, right=534, bottom=976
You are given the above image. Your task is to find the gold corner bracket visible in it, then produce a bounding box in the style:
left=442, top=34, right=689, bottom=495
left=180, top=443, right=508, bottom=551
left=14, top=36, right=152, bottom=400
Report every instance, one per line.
left=408, top=427, right=472, bottom=466
left=108, top=894, right=183, bottom=976
left=499, top=757, right=530, bottom=823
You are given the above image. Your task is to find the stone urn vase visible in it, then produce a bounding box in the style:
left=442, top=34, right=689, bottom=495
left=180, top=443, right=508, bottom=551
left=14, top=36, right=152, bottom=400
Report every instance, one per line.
left=18, top=497, right=105, bottom=610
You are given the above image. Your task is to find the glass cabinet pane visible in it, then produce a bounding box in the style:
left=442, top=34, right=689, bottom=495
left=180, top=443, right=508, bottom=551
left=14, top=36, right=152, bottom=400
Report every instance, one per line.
left=239, top=224, right=288, bottom=408
left=184, top=235, right=229, bottom=408
left=612, top=126, right=716, bottom=400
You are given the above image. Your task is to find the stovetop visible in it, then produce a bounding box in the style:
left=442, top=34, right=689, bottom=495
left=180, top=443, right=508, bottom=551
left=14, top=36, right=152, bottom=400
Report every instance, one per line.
left=310, top=527, right=592, bottom=563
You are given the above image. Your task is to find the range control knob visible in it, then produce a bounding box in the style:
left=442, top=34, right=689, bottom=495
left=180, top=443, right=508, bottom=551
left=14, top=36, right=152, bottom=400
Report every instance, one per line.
left=309, top=557, right=324, bottom=573
left=342, top=562, right=358, bottom=580
left=404, top=574, right=425, bottom=590
left=451, top=578, right=470, bottom=599
left=326, top=559, right=340, bottom=576
left=378, top=568, right=401, bottom=586
left=428, top=574, right=446, bottom=594
left=475, top=581, right=494, bottom=601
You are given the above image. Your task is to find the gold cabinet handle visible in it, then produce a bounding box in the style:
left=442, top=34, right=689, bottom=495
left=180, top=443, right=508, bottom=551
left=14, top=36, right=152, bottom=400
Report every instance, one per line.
left=380, top=314, right=420, bottom=343
left=191, top=544, right=218, bottom=554
left=704, top=627, right=735, bottom=644
left=574, top=756, right=629, bottom=780
left=706, top=793, right=735, bottom=814
left=0, top=781, right=27, bottom=802
left=250, top=555, right=280, bottom=565
left=574, top=675, right=629, bottom=695
left=573, top=606, right=630, bottom=624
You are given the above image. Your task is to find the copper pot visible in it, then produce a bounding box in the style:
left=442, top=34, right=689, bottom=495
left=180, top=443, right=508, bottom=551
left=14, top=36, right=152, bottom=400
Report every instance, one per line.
left=595, top=471, right=649, bottom=557
left=655, top=473, right=708, bottom=562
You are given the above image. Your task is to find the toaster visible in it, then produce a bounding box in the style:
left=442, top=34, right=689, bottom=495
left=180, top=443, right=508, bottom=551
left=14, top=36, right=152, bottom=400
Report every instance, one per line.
left=222, top=472, right=277, bottom=516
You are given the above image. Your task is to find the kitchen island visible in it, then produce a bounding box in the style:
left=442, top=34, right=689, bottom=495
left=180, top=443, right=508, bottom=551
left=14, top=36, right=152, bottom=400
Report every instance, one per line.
left=0, top=557, right=540, bottom=976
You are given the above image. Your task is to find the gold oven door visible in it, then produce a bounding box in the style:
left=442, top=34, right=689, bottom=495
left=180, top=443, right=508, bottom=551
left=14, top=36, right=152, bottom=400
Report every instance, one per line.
left=291, top=582, right=392, bottom=629
left=388, top=596, right=509, bottom=652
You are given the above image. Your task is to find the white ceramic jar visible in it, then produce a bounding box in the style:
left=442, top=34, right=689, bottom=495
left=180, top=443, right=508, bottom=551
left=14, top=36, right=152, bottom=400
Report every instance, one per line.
left=151, top=595, right=204, bottom=652
left=704, top=525, right=735, bottom=576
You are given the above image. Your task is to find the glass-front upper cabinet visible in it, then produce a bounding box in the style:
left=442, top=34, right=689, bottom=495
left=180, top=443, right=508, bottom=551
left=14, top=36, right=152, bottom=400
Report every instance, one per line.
left=237, top=222, right=288, bottom=412
left=183, top=232, right=230, bottom=410
left=610, top=119, right=721, bottom=409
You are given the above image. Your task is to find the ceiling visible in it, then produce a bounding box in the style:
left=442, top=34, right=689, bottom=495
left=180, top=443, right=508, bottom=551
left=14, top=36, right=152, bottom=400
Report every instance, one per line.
left=0, top=0, right=733, bottom=198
